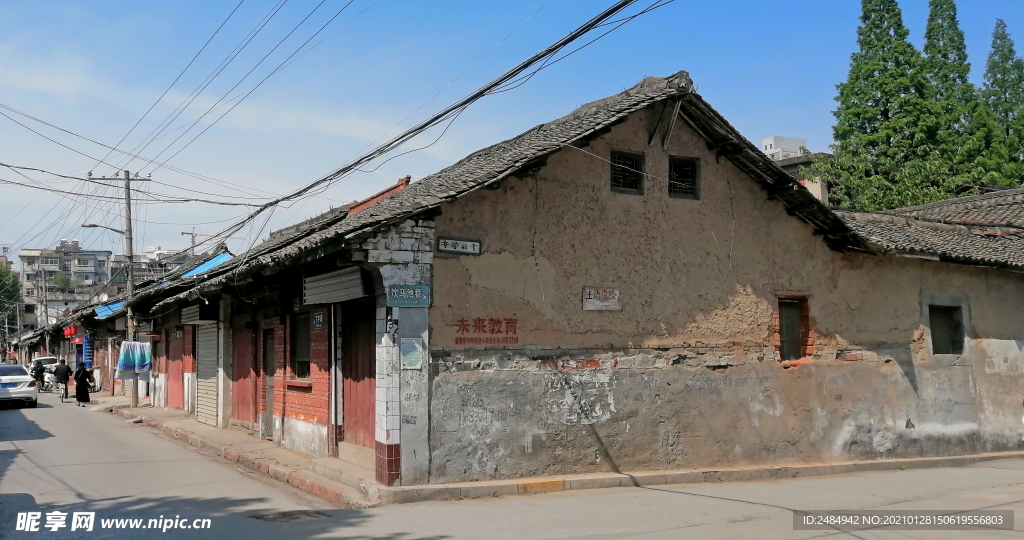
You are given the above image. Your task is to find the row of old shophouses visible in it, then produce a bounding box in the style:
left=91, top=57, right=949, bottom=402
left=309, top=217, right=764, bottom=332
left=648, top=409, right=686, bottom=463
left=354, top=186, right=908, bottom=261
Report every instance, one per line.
left=12, top=70, right=1024, bottom=488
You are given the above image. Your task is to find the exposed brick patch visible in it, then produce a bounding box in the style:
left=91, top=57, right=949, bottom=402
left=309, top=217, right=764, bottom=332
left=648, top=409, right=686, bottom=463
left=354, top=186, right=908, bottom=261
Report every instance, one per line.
left=561, top=359, right=600, bottom=370
left=376, top=441, right=401, bottom=486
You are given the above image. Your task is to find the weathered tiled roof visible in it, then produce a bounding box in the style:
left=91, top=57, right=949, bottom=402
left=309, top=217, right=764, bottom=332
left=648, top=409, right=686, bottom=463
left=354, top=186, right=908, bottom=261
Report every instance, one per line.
left=838, top=210, right=1024, bottom=269
left=144, top=71, right=1024, bottom=310
left=150, top=71, right=738, bottom=307
left=894, top=187, right=1024, bottom=228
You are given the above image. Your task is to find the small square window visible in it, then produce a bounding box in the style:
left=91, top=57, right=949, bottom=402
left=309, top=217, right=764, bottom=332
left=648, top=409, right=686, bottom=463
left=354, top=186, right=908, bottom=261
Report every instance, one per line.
left=669, top=157, right=700, bottom=199
left=929, top=305, right=964, bottom=355
left=610, top=151, right=644, bottom=194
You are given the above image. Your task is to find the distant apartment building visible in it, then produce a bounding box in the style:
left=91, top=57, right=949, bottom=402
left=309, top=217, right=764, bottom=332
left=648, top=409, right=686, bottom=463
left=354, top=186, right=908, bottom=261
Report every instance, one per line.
left=761, top=135, right=828, bottom=204
left=110, top=246, right=191, bottom=294
left=18, top=239, right=112, bottom=329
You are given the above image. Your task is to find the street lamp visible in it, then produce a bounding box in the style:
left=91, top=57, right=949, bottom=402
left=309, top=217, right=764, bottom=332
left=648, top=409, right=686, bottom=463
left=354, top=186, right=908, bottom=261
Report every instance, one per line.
left=81, top=221, right=138, bottom=407
left=81, top=223, right=124, bottom=235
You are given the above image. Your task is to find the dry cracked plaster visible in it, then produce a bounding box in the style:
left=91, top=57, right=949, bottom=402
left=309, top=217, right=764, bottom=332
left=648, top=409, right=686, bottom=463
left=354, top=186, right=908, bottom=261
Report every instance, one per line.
left=430, top=106, right=1024, bottom=352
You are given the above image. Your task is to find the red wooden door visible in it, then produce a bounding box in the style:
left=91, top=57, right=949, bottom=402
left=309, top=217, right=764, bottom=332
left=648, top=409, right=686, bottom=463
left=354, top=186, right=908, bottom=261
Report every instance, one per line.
left=231, top=325, right=256, bottom=424
left=342, top=298, right=376, bottom=449
left=167, top=331, right=185, bottom=409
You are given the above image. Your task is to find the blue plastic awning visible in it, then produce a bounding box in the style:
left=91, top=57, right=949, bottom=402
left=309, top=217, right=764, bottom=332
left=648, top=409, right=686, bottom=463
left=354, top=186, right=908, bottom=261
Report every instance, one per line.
left=182, top=252, right=233, bottom=278
left=94, top=300, right=125, bottom=320
left=91, top=252, right=232, bottom=321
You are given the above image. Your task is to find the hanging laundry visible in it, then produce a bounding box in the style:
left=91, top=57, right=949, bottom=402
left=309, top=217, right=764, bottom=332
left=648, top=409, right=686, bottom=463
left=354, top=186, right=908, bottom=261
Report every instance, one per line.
left=115, top=341, right=152, bottom=381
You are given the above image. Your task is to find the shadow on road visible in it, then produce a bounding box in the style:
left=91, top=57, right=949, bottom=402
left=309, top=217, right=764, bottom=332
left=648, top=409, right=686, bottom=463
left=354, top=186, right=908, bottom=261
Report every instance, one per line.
left=0, top=406, right=54, bottom=442
left=0, top=491, right=449, bottom=539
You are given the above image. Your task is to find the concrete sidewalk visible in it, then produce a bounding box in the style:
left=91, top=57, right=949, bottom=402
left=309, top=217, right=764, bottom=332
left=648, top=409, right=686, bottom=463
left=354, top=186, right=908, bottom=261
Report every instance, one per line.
left=86, top=396, right=1024, bottom=508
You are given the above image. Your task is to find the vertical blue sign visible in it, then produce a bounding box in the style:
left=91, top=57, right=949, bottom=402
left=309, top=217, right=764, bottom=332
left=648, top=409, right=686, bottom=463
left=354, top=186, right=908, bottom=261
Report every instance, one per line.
left=83, top=337, right=93, bottom=369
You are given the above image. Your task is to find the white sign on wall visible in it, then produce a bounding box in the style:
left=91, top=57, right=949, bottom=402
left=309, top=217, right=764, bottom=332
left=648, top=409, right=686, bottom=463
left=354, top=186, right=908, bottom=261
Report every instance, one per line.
left=438, top=238, right=481, bottom=255
left=582, top=287, right=621, bottom=311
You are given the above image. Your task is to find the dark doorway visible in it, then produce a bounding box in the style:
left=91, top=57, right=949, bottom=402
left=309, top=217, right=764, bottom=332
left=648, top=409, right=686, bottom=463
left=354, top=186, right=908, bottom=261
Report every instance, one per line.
left=342, top=297, right=376, bottom=449
left=262, top=329, right=275, bottom=438
left=779, top=298, right=808, bottom=361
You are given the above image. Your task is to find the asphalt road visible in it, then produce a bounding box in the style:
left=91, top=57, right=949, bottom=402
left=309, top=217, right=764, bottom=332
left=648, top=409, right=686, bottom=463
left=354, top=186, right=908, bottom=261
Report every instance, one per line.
left=3, top=392, right=1024, bottom=539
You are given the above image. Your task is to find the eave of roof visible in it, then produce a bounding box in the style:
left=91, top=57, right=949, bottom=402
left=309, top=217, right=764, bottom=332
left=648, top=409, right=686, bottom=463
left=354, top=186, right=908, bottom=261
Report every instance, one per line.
left=837, top=210, right=1024, bottom=270
left=144, top=70, right=1024, bottom=310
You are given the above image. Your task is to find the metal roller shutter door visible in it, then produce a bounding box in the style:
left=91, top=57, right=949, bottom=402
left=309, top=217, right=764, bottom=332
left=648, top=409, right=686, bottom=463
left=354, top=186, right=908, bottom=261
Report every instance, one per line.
left=304, top=267, right=367, bottom=305
left=195, top=324, right=219, bottom=426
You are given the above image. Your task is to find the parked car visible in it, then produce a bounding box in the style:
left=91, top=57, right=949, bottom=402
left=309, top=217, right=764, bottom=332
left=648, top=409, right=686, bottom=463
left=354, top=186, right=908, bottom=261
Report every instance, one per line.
left=31, top=357, right=58, bottom=373
left=0, top=364, right=38, bottom=407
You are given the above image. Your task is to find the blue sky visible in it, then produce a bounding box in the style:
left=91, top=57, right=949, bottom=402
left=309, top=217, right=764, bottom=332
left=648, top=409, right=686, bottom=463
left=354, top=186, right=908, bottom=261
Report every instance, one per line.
left=0, top=0, right=1021, bottom=260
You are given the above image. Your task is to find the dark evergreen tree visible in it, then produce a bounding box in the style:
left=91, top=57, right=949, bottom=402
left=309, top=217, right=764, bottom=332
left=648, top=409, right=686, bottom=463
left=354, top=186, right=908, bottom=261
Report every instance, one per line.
left=982, top=19, right=1024, bottom=172
left=921, top=0, right=1017, bottom=189
left=812, top=0, right=935, bottom=210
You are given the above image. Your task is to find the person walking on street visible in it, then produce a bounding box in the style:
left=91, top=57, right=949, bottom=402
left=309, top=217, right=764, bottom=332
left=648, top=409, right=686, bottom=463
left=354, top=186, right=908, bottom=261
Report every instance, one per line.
left=73, top=363, right=93, bottom=407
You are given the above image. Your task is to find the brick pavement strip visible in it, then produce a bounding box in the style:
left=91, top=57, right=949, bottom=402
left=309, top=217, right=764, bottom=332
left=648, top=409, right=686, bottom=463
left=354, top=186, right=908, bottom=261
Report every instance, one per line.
left=94, top=401, right=1024, bottom=508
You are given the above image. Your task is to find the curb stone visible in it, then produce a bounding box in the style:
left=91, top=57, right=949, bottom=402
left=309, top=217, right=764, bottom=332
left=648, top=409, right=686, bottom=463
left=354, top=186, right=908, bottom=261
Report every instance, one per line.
left=105, top=407, right=1024, bottom=507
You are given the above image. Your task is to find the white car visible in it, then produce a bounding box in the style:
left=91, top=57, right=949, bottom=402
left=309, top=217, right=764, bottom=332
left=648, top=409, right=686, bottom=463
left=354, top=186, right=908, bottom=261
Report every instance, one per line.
left=0, top=364, right=38, bottom=408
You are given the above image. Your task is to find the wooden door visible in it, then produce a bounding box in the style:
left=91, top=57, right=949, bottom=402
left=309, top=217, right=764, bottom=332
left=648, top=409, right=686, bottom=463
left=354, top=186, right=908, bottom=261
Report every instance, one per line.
left=231, top=325, right=256, bottom=424
left=342, top=297, right=376, bottom=449
left=167, top=330, right=184, bottom=409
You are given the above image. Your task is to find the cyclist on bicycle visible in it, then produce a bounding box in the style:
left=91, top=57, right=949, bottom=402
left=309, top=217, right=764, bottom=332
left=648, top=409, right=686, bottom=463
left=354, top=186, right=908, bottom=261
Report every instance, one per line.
left=52, top=359, right=72, bottom=396
left=30, top=361, right=46, bottom=385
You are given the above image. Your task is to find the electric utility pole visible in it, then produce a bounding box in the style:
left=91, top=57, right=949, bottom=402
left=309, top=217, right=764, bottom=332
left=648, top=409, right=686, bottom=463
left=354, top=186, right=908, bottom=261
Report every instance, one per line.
left=181, top=228, right=197, bottom=255
left=122, top=170, right=138, bottom=408
left=83, top=170, right=148, bottom=407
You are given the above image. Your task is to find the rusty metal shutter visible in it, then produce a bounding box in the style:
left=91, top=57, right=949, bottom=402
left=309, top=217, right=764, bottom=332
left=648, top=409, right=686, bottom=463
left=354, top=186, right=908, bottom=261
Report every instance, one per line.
left=303, top=267, right=367, bottom=306
left=195, top=324, right=218, bottom=426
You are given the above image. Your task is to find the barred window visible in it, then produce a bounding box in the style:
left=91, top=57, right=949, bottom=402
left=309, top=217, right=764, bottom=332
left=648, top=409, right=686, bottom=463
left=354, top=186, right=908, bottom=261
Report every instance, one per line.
left=610, top=151, right=644, bottom=194
left=291, top=313, right=311, bottom=379
left=669, top=157, right=699, bottom=199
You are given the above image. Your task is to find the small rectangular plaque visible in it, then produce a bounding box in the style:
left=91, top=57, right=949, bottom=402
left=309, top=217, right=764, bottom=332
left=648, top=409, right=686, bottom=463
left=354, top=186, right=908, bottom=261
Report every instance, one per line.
left=386, top=285, right=430, bottom=307
left=400, top=338, right=425, bottom=370
left=582, top=287, right=621, bottom=311
left=312, top=311, right=324, bottom=330
left=438, top=238, right=481, bottom=255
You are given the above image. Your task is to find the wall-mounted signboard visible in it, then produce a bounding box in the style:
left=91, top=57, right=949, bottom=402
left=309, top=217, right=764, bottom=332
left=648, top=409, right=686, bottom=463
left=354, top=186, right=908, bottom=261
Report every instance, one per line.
left=582, top=287, right=622, bottom=311
left=438, top=238, right=481, bottom=255
left=387, top=285, right=430, bottom=307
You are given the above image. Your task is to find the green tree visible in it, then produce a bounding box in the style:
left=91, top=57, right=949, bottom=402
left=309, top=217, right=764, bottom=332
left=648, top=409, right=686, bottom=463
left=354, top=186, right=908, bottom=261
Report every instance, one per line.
left=51, top=271, right=83, bottom=297
left=981, top=19, right=1024, bottom=173
left=0, top=264, right=19, bottom=337
left=813, top=0, right=936, bottom=210
left=920, top=0, right=1017, bottom=189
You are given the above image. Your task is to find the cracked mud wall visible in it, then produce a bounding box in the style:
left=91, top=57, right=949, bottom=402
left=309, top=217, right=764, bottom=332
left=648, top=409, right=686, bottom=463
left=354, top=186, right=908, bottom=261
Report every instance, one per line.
left=422, top=104, right=1024, bottom=483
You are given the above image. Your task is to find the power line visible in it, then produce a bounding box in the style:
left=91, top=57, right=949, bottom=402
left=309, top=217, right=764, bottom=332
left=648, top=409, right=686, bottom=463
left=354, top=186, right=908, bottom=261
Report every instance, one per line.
left=94, top=0, right=248, bottom=171
left=0, top=103, right=277, bottom=198
left=114, top=0, right=290, bottom=178
left=198, top=0, right=656, bottom=248
left=142, top=0, right=355, bottom=175
left=171, top=0, right=659, bottom=264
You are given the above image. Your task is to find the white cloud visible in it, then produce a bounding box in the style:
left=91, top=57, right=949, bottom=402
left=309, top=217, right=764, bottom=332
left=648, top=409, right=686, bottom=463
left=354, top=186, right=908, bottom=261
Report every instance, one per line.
left=0, top=43, right=96, bottom=100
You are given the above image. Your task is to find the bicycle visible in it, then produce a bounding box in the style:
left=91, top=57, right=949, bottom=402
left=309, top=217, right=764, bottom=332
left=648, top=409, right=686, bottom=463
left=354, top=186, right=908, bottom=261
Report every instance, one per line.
left=54, top=380, right=68, bottom=403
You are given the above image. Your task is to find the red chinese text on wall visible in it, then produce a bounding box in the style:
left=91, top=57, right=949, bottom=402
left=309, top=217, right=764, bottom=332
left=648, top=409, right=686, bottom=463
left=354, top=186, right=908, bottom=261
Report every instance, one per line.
left=454, top=317, right=518, bottom=345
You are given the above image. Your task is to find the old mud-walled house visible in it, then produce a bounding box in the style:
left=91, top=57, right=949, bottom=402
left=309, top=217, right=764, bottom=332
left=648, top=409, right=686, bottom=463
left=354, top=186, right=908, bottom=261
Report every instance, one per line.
left=20, top=70, right=1024, bottom=489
